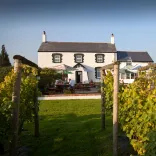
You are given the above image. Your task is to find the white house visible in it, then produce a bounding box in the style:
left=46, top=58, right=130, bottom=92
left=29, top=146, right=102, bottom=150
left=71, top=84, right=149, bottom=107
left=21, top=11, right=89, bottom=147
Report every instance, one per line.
left=38, top=31, right=117, bottom=83
left=38, top=31, right=153, bottom=84
left=117, top=51, right=153, bottom=83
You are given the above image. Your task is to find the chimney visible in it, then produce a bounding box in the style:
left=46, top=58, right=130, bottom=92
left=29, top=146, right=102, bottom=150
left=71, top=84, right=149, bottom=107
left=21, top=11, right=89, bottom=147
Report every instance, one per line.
left=111, top=33, right=114, bottom=44
left=42, top=31, right=47, bottom=42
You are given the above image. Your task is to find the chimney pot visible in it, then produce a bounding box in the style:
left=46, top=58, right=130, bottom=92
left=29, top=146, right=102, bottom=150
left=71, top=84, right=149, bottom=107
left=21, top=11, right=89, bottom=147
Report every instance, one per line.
left=111, top=33, right=114, bottom=44
left=42, top=31, right=47, bottom=42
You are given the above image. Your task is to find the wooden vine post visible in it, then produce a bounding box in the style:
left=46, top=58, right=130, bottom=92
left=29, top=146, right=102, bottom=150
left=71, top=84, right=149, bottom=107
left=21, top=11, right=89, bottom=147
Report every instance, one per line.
left=100, top=69, right=105, bottom=130
left=10, top=55, right=40, bottom=156
left=10, top=59, right=22, bottom=156
left=101, top=62, right=120, bottom=156
left=113, top=62, right=119, bottom=156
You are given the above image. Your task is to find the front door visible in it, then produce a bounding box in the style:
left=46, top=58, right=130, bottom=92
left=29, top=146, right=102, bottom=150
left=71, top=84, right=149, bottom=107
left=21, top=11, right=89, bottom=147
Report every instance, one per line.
left=76, top=71, right=82, bottom=83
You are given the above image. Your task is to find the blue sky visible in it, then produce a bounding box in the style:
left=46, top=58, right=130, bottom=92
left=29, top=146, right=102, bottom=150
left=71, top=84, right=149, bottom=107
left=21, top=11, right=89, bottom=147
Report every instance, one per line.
left=0, top=0, right=156, bottom=64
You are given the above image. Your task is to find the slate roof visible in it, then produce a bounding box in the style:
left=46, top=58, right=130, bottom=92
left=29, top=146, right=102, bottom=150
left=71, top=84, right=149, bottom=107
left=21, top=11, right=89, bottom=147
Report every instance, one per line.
left=38, top=41, right=116, bottom=53
left=117, top=51, right=153, bottom=62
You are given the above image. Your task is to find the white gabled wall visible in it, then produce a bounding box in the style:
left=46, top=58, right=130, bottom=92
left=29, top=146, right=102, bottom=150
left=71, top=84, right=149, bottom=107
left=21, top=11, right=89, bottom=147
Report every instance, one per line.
left=119, top=62, right=149, bottom=84
left=38, top=52, right=115, bottom=82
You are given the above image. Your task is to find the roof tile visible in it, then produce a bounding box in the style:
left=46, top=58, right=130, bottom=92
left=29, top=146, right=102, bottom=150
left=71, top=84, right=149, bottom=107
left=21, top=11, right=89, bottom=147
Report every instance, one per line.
left=38, top=42, right=116, bottom=53
left=117, top=51, right=153, bottom=62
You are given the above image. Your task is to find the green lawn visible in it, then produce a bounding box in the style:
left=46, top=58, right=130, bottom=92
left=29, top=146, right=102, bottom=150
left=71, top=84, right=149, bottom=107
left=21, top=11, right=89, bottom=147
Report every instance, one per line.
left=20, top=100, right=113, bottom=156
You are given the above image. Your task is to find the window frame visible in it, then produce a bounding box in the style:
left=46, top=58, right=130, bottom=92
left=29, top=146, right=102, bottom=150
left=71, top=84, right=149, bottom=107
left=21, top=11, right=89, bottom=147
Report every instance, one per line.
left=95, top=54, right=104, bottom=63
left=126, top=73, right=131, bottom=79
left=95, top=67, right=101, bottom=79
left=120, top=73, right=126, bottom=79
left=52, top=53, right=62, bottom=63
left=74, top=54, right=84, bottom=63
left=126, top=60, right=132, bottom=66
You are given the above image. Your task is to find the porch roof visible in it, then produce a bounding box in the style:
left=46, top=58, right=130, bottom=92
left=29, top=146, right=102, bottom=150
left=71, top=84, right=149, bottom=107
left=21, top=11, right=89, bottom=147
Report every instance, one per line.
left=73, top=63, right=92, bottom=72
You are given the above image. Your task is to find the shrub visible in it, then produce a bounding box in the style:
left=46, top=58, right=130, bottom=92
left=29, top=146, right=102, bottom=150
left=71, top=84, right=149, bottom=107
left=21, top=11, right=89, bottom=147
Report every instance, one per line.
left=119, top=74, right=156, bottom=155
left=0, top=66, right=12, bottom=83
left=38, top=68, right=62, bottom=91
left=0, top=65, right=40, bottom=151
left=63, top=89, right=72, bottom=94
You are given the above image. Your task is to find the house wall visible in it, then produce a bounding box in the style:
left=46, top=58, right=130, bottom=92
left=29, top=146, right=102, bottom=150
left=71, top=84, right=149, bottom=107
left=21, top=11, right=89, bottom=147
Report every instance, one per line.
left=38, top=52, right=116, bottom=82
left=120, top=62, right=149, bottom=68
left=119, top=62, right=149, bottom=84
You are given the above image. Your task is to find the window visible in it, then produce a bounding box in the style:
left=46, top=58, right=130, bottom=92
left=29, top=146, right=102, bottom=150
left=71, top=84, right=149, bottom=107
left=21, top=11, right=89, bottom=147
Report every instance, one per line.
left=76, top=55, right=82, bottom=62
left=54, top=55, right=60, bottom=62
left=95, top=67, right=101, bottom=79
left=131, top=73, right=136, bottom=79
left=126, top=60, right=132, bottom=66
left=74, top=54, right=84, bottom=63
left=126, top=73, right=131, bottom=79
left=52, top=53, right=62, bottom=63
left=121, top=73, right=125, bottom=79
left=97, top=55, right=103, bottom=62
left=95, top=54, right=104, bottom=63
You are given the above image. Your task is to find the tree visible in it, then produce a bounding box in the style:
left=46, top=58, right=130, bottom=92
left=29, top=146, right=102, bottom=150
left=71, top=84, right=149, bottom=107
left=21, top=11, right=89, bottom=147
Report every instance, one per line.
left=38, top=68, right=62, bottom=92
left=0, top=45, right=11, bottom=67
left=0, top=66, right=13, bottom=83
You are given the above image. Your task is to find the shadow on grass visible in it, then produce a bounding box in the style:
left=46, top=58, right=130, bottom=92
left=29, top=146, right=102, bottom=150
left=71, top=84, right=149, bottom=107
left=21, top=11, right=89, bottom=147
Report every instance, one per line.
left=20, top=113, right=135, bottom=156
left=20, top=113, right=113, bottom=156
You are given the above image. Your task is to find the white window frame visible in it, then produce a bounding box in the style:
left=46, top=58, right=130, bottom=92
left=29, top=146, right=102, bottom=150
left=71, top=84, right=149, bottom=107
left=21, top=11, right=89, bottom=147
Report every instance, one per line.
left=126, top=73, right=131, bottom=79
left=120, top=73, right=126, bottom=79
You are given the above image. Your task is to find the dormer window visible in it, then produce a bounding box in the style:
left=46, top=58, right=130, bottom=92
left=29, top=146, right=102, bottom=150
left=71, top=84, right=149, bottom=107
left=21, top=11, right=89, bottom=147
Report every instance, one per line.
left=126, top=60, right=132, bottom=66
left=74, top=54, right=84, bottom=63
left=95, top=54, right=104, bottom=63
left=126, top=57, right=132, bottom=66
left=52, top=53, right=62, bottom=63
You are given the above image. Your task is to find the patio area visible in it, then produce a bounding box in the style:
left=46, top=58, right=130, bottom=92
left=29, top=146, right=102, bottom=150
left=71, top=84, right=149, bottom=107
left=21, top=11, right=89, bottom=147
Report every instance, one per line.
left=41, top=83, right=100, bottom=96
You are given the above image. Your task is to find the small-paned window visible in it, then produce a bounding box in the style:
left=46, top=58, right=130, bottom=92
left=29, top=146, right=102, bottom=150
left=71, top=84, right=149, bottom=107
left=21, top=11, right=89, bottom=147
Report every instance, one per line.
left=54, top=55, right=60, bottom=63
left=95, top=54, right=104, bottom=63
left=74, top=54, right=84, bottom=63
left=126, top=60, right=132, bottom=66
left=121, top=73, right=125, bottom=79
left=52, top=53, right=62, bottom=63
left=95, top=67, right=101, bottom=79
left=126, top=73, right=131, bottom=79
left=76, top=55, right=82, bottom=63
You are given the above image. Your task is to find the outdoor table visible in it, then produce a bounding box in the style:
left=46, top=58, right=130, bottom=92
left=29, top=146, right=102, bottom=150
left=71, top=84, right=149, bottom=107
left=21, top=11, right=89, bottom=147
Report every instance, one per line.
left=82, top=84, right=91, bottom=91
left=56, top=84, right=70, bottom=92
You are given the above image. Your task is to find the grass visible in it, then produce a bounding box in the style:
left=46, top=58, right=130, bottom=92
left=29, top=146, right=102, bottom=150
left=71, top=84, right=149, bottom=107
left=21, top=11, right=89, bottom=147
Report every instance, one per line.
left=20, top=99, right=114, bottom=156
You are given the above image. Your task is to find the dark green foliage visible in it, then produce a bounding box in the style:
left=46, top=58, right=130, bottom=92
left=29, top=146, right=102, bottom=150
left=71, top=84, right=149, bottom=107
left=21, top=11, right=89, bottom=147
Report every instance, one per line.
left=63, top=89, right=72, bottom=94
left=103, top=68, right=156, bottom=155
left=119, top=74, right=156, bottom=155
left=0, top=66, right=39, bottom=152
left=38, top=68, right=62, bottom=89
left=0, top=71, right=15, bottom=146
left=103, top=71, right=125, bottom=111
left=0, top=66, right=13, bottom=83
left=0, top=45, right=11, bottom=67
left=104, top=71, right=114, bottom=110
